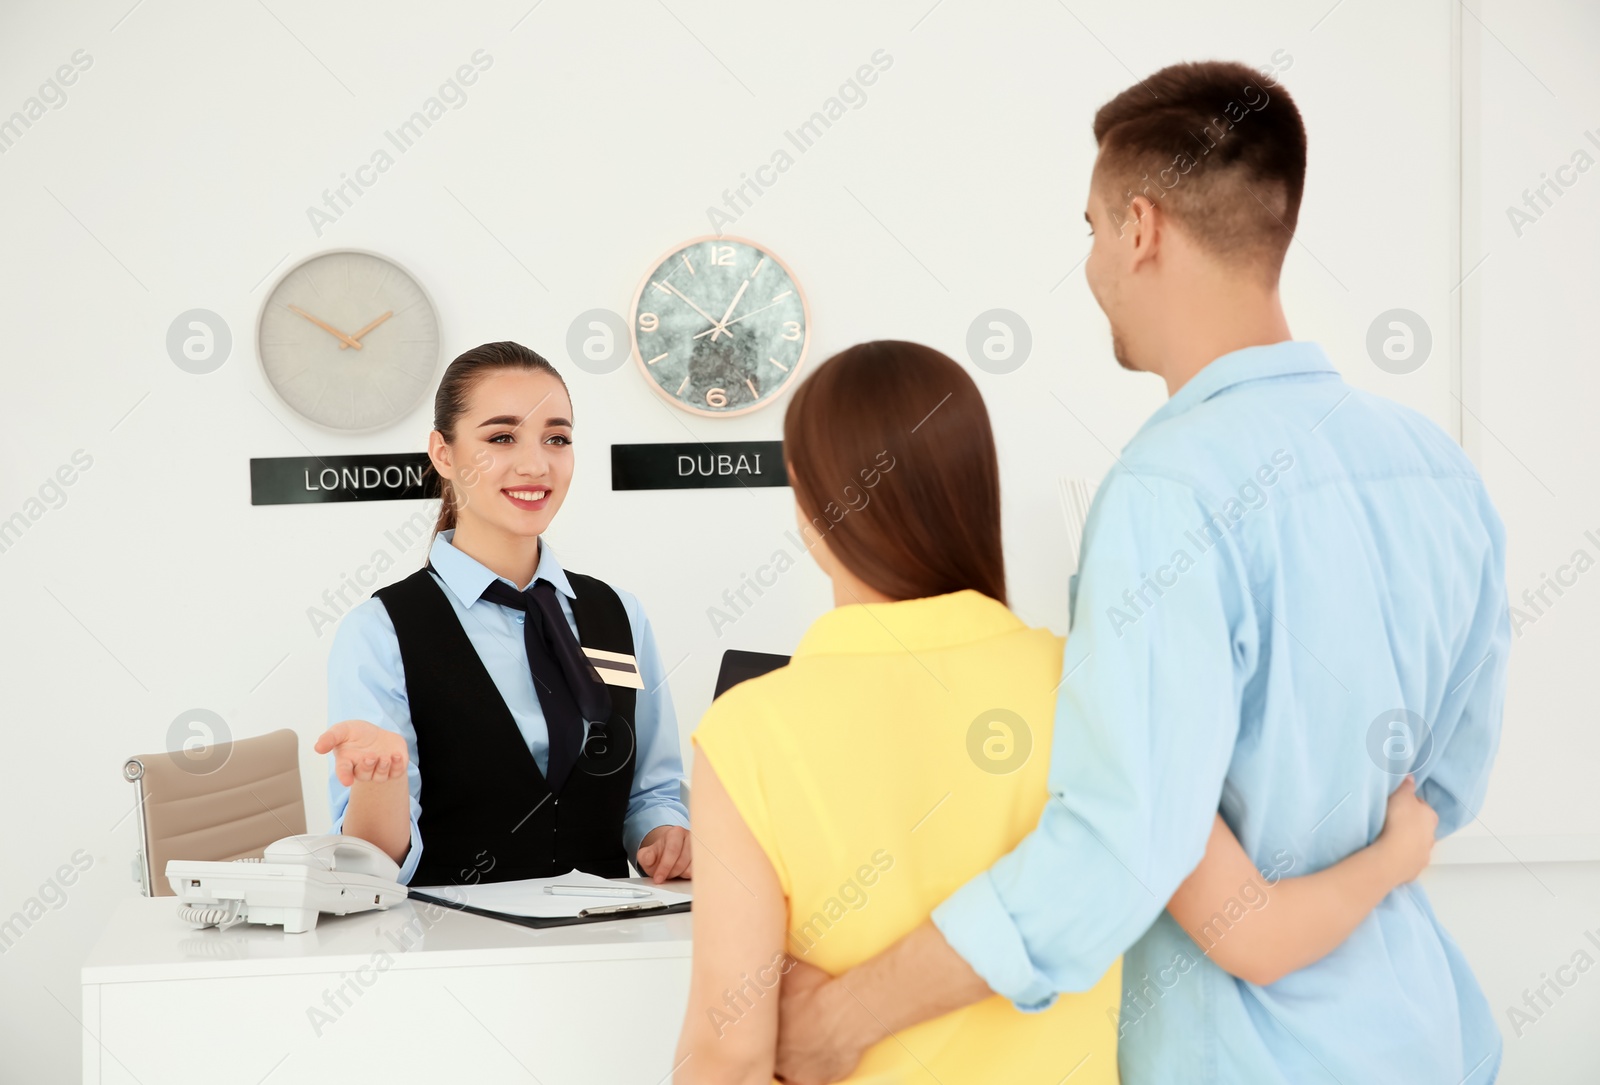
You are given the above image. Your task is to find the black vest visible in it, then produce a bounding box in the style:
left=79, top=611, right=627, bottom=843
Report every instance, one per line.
left=373, top=567, right=638, bottom=886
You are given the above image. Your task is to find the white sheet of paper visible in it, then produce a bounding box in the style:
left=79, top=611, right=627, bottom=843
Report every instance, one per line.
left=411, top=869, right=692, bottom=919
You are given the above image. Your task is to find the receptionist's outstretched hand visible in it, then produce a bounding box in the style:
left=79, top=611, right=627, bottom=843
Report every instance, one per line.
left=315, top=719, right=408, bottom=787
left=637, top=825, right=692, bottom=884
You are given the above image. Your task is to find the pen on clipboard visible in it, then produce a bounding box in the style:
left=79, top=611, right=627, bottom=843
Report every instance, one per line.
left=543, top=884, right=653, bottom=899
left=577, top=901, right=672, bottom=918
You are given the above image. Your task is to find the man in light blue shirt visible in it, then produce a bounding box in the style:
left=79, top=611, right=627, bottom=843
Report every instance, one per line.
left=323, top=528, right=690, bottom=885
left=774, top=61, right=1507, bottom=1084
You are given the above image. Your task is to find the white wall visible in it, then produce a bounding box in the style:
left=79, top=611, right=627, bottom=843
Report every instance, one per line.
left=1429, top=2, right=1600, bottom=1077
left=1452, top=0, right=1600, bottom=858
left=0, top=0, right=1593, bottom=1080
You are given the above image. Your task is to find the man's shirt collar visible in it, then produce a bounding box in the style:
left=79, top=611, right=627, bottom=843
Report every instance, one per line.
left=1132, top=340, right=1340, bottom=445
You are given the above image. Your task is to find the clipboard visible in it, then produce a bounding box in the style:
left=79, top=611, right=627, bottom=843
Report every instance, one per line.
left=406, top=888, right=692, bottom=929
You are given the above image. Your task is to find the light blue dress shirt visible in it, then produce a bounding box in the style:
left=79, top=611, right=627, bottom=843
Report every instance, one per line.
left=326, top=529, right=690, bottom=885
left=933, top=341, right=1509, bottom=1084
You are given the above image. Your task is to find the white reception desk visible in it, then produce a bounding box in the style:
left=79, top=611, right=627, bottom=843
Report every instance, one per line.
left=80, top=881, right=693, bottom=1085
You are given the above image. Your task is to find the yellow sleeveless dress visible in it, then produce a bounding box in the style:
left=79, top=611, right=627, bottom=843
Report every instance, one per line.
left=693, top=590, right=1121, bottom=1084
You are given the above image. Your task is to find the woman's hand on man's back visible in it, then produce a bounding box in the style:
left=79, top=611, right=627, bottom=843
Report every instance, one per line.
left=1375, top=775, right=1439, bottom=886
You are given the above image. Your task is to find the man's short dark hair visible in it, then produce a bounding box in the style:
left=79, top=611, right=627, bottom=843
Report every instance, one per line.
left=1092, top=60, right=1307, bottom=280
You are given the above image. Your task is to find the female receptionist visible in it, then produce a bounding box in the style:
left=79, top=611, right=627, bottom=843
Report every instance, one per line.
left=314, top=341, right=692, bottom=886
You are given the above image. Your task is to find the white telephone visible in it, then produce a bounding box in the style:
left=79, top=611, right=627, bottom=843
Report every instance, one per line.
left=166, top=834, right=408, bottom=934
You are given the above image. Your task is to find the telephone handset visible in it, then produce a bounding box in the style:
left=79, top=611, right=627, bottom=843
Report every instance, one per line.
left=166, top=834, right=408, bottom=934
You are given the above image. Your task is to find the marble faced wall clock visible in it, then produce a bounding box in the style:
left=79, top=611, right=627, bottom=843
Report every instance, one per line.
left=629, top=236, right=810, bottom=417
left=258, top=250, right=441, bottom=432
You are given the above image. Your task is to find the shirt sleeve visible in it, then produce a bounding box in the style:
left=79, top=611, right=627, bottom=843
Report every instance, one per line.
left=326, top=598, right=426, bottom=885
left=1419, top=488, right=1509, bottom=836
left=932, top=469, right=1257, bottom=1009
left=617, top=591, right=691, bottom=858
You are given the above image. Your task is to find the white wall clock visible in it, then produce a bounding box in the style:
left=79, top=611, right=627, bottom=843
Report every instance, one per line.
left=257, top=250, right=441, bottom=433
left=629, top=236, right=810, bottom=417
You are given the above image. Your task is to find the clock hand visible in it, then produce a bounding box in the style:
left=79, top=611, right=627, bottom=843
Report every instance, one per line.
left=338, top=310, right=394, bottom=350
left=288, top=305, right=363, bottom=350
left=662, top=282, right=725, bottom=331
left=692, top=297, right=789, bottom=339
left=708, top=280, right=749, bottom=342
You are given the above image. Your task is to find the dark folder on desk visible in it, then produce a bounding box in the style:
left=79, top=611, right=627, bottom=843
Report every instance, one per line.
left=406, top=889, right=691, bottom=929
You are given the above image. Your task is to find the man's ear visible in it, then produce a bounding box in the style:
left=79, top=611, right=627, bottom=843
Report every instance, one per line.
left=1124, top=194, right=1163, bottom=272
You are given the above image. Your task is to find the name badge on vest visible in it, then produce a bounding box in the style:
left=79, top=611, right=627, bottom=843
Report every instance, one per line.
left=584, top=647, right=644, bottom=689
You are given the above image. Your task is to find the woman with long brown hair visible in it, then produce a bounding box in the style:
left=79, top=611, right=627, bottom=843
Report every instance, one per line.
left=314, top=341, right=692, bottom=887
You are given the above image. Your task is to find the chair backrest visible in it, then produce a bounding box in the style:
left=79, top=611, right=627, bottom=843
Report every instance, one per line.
left=124, top=728, right=306, bottom=897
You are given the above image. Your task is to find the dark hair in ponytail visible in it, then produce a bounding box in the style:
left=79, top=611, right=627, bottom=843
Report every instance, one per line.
left=430, top=341, right=569, bottom=542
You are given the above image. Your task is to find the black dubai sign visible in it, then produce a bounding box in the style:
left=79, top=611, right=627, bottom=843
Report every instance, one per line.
left=250, top=453, right=437, bottom=506
left=611, top=441, right=787, bottom=491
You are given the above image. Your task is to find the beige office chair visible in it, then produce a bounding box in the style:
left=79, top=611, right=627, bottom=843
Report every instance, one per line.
left=123, top=728, right=306, bottom=897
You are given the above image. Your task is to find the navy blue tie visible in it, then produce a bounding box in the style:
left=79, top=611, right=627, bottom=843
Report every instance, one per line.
left=469, top=572, right=612, bottom=793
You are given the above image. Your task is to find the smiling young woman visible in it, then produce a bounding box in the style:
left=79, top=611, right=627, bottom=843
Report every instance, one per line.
left=314, top=341, right=692, bottom=888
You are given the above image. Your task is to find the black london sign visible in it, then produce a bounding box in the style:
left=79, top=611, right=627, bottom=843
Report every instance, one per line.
left=251, top=453, right=437, bottom=506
